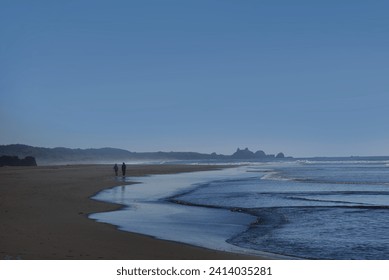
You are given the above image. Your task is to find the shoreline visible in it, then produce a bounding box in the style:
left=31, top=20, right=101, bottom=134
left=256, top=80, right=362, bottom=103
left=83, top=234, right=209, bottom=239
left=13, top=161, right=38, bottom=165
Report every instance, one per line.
left=0, top=164, right=266, bottom=259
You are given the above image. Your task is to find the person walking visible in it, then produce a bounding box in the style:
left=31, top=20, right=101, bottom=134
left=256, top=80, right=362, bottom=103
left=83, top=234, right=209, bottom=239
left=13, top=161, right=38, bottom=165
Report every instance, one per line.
left=113, top=164, right=119, bottom=176
left=121, top=162, right=126, bottom=177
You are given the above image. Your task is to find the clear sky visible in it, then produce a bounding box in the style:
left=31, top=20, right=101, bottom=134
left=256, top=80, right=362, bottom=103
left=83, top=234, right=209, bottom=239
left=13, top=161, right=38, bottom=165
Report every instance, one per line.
left=1, top=0, right=388, bottom=157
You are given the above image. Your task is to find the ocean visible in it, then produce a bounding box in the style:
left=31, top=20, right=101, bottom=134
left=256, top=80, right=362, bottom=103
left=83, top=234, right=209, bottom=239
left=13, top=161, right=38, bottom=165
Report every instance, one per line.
left=89, top=159, right=389, bottom=259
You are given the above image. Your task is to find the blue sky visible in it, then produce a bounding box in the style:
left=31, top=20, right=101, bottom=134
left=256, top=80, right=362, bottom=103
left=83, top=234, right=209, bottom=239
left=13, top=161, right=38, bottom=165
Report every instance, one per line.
left=1, top=0, right=389, bottom=157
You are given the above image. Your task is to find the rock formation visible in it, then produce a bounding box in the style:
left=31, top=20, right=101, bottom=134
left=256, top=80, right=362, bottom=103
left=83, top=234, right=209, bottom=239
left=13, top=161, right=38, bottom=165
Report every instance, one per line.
left=0, top=156, right=37, bottom=167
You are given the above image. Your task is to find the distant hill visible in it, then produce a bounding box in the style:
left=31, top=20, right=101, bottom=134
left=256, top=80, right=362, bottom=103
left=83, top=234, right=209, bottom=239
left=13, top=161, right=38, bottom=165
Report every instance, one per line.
left=0, top=144, right=134, bottom=165
left=0, top=144, right=288, bottom=165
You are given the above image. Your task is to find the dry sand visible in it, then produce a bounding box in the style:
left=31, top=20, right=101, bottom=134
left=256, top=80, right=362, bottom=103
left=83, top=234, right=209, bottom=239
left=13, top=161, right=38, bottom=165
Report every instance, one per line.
left=0, top=164, right=262, bottom=260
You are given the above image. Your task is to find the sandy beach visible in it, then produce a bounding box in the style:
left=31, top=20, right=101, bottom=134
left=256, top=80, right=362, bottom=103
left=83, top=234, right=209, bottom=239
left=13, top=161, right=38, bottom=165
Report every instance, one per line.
left=0, top=164, right=261, bottom=260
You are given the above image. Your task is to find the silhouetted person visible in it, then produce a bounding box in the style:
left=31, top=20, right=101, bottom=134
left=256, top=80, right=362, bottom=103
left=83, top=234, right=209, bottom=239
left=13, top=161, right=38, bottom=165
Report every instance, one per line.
left=113, top=164, right=118, bottom=176
left=121, top=162, right=126, bottom=177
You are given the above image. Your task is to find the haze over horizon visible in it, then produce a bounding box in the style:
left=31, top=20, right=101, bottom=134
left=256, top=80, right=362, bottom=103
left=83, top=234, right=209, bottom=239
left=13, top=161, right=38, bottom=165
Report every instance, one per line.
left=1, top=1, right=389, bottom=157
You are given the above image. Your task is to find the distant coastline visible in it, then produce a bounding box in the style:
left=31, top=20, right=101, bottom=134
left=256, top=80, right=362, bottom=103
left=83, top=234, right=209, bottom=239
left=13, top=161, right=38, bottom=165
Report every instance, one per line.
left=2, top=144, right=389, bottom=166
left=0, top=144, right=289, bottom=165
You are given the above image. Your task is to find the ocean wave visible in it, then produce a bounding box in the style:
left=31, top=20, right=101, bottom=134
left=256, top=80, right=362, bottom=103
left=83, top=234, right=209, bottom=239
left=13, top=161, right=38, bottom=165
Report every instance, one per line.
left=261, top=171, right=296, bottom=181
left=260, top=171, right=389, bottom=186
left=297, top=159, right=389, bottom=165
left=285, top=196, right=370, bottom=206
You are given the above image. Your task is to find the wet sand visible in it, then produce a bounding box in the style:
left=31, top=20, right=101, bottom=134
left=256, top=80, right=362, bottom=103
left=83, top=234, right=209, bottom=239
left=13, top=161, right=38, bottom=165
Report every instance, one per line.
left=0, top=164, right=262, bottom=259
